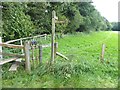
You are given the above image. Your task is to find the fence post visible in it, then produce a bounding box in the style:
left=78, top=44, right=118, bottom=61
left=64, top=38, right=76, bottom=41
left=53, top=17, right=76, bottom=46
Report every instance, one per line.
left=100, top=44, right=106, bottom=63
left=0, top=37, right=2, bottom=60
left=54, top=42, right=58, bottom=58
left=45, top=34, right=47, bottom=40
left=39, top=45, right=42, bottom=64
left=24, top=41, right=31, bottom=72
left=20, top=39, right=24, bottom=54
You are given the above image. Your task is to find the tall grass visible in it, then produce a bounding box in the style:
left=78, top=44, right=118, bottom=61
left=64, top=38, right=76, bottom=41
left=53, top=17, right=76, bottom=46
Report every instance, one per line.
left=2, top=31, right=118, bottom=88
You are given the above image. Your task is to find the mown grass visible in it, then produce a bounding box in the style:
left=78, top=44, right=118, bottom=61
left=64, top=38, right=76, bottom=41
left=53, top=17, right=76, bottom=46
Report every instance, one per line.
left=1, top=31, right=118, bottom=88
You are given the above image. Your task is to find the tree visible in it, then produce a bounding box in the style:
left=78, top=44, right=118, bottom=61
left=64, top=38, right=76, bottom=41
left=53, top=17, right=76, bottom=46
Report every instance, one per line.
left=111, top=22, right=119, bottom=31
left=2, top=2, right=35, bottom=41
left=62, top=3, right=84, bottom=33
left=77, top=2, right=108, bottom=32
left=26, top=2, right=52, bottom=34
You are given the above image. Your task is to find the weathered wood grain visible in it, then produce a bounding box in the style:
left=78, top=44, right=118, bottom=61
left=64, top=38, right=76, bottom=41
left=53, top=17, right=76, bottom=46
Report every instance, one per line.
left=24, top=41, right=31, bottom=72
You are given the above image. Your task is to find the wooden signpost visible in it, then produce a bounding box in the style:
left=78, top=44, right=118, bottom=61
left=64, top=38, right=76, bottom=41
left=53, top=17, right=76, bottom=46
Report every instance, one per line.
left=51, top=10, right=69, bottom=63
left=51, top=10, right=57, bottom=63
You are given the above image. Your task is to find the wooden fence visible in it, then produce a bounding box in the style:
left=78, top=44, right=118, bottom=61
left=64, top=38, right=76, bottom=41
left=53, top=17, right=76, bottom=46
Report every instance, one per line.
left=0, top=34, right=48, bottom=72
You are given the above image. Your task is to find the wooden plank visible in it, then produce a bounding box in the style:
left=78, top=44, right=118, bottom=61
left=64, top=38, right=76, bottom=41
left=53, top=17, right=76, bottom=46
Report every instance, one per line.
left=0, top=51, right=25, bottom=58
left=0, top=57, right=19, bottom=65
left=0, top=43, right=24, bottom=49
left=9, top=58, right=21, bottom=71
left=24, top=41, right=31, bottom=72
left=56, top=52, right=69, bottom=60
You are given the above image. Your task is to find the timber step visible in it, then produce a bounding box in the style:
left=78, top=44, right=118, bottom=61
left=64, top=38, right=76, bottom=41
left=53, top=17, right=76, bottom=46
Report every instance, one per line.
left=9, top=59, right=21, bottom=71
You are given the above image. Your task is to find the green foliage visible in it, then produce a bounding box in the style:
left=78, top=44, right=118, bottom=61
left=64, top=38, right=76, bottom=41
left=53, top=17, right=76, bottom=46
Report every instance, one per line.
left=2, top=2, right=35, bottom=41
left=2, top=2, right=112, bottom=41
left=66, top=5, right=83, bottom=33
left=111, top=22, right=119, bottom=31
left=26, top=2, right=51, bottom=34
left=77, top=2, right=109, bottom=32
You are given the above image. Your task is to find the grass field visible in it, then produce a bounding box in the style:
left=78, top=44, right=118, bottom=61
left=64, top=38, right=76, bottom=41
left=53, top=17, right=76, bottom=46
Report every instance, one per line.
left=2, top=31, right=118, bottom=88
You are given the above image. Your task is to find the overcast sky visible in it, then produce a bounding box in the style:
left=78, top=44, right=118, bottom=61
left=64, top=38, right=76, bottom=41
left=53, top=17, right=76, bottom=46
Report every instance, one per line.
left=92, top=0, right=119, bottom=22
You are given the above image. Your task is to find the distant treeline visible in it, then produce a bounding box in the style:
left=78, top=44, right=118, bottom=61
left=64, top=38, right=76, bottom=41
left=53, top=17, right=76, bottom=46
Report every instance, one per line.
left=1, top=2, right=112, bottom=41
left=111, top=22, right=120, bottom=31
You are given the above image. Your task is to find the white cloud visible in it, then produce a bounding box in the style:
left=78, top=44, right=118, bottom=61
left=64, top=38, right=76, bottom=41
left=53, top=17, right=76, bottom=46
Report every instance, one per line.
left=92, top=0, right=119, bottom=22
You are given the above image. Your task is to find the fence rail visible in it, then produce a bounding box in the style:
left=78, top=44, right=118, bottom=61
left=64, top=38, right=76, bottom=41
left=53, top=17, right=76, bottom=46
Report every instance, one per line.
left=5, top=34, right=47, bottom=44
left=0, top=57, right=19, bottom=65
left=0, top=43, right=24, bottom=49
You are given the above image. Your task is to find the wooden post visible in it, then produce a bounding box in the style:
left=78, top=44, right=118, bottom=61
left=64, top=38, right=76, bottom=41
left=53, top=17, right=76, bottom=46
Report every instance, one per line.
left=31, top=46, right=34, bottom=61
left=24, top=41, right=31, bottom=72
left=100, top=44, right=106, bottom=63
left=39, top=45, right=42, bottom=64
left=51, top=10, right=56, bottom=63
left=54, top=42, right=58, bottom=58
left=45, top=34, right=47, bottom=40
left=20, top=39, right=24, bottom=54
left=31, top=46, right=35, bottom=68
left=0, top=37, right=2, bottom=60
